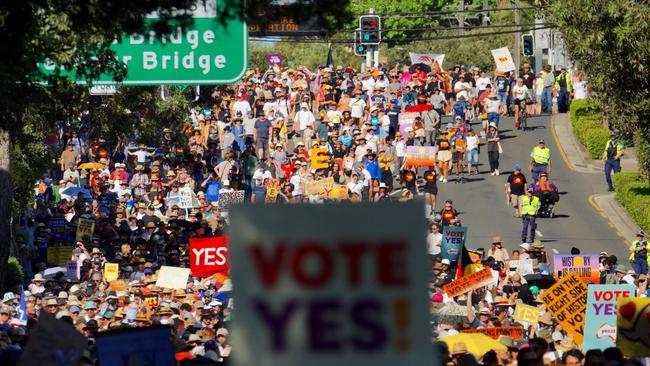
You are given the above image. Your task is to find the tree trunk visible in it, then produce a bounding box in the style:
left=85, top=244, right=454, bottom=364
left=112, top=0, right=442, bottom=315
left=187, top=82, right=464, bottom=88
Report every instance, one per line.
left=0, top=127, right=11, bottom=293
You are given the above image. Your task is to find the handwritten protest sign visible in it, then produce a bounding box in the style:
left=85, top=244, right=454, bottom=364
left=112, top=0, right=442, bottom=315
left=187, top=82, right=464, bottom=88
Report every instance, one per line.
left=66, top=260, right=79, bottom=281
left=553, top=254, right=600, bottom=284
left=542, top=272, right=588, bottom=344
left=461, top=326, right=524, bottom=340
left=178, top=187, right=194, bottom=209
left=103, top=263, right=119, bottom=282
left=617, top=298, right=650, bottom=356
left=155, top=266, right=190, bottom=290
left=218, top=190, right=245, bottom=211
left=584, top=284, right=634, bottom=351
left=229, top=202, right=432, bottom=366
left=95, top=326, right=175, bottom=366
left=514, top=303, right=540, bottom=323
left=404, top=146, right=436, bottom=167
left=46, top=246, right=73, bottom=267
left=398, top=112, right=419, bottom=136
left=508, top=259, right=534, bottom=275
left=491, top=47, right=516, bottom=73
left=76, top=217, right=95, bottom=241
left=304, top=176, right=335, bottom=196
left=50, top=218, right=67, bottom=244
left=109, top=280, right=126, bottom=292
left=443, top=267, right=493, bottom=298
left=440, top=226, right=467, bottom=262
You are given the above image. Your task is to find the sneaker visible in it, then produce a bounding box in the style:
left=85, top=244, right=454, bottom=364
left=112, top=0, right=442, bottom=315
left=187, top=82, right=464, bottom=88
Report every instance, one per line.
left=443, top=178, right=448, bottom=183
left=490, top=171, right=495, bottom=176
left=460, top=177, right=466, bottom=184
left=439, top=176, right=444, bottom=182
left=495, top=169, right=500, bottom=176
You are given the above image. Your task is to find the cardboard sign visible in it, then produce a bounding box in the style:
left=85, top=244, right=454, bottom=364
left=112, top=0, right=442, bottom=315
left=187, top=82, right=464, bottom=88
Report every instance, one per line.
left=514, top=303, right=541, bottom=324
left=104, top=263, right=119, bottom=282
left=404, top=146, right=436, bottom=167
left=95, top=326, right=175, bottom=366
left=491, top=47, right=516, bottom=73
left=19, top=312, right=87, bottom=366
left=461, top=326, right=524, bottom=340
left=329, top=185, right=349, bottom=200
left=109, top=280, right=126, bottom=292
left=144, top=294, right=160, bottom=308
left=584, top=284, right=634, bottom=351
left=542, top=272, right=588, bottom=344
left=440, top=226, right=467, bottom=262
left=190, top=236, right=230, bottom=277
left=617, top=298, right=650, bottom=356
left=218, top=190, right=245, bottom=211
left=443, top=267, right=493, bottom=298
left=398, top=112, right=419, bottom=137
left=178, top=187, right=194, bottom=209
left=310, top=147, right=331, bottom=170
left=50, top=218, right=67, bottom=244
left=303, top=176, right=335, bottom=196
left=509, top=259, right=533, bottom=275
left=76, top=217, right=95, bottom=241
left=155, top=266, right=190, bottom=290
left=66, top=260, right=79, bottom=281
left=553, top=254, right=600, bottom=284
left=229, top=202, right=432, bottom=366
left=46, top=246, right=73, bottom=267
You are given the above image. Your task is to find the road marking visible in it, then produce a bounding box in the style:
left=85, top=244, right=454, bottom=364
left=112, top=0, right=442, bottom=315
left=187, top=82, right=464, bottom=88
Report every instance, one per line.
left=587, top=194, right=629, bottom=250
left=616, top=231, right=624, bottom=238
left=552, top=248, right=559, bottom=254
left=535, top=230, right=543, bottom=238
left=608, top=222, right=615, bottom=228
left=550, top=114, right=577, bottom=173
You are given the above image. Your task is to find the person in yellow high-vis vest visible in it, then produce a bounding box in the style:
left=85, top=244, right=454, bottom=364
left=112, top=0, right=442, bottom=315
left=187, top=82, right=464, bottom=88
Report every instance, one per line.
left=629, top=231, right=649, bottom=275
left=554, top=66, right=572, bottom=113
left=519, top=187, right=541, bottom=244
left=529, top=139, right=551, bottom=182
left=602, top=130, right=624, bottom=191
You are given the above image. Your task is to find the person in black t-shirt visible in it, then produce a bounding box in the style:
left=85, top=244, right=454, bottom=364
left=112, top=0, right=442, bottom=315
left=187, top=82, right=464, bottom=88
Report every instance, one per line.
left=505, top=164, right=528, bottom=217
left=423, top=169, right=438, bottom=215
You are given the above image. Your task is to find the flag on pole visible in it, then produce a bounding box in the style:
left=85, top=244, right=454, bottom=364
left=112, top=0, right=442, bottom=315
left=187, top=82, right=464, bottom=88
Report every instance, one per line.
left=326, top=42, right=334, bottom=69
left=11, top=286, right=28, bottom=326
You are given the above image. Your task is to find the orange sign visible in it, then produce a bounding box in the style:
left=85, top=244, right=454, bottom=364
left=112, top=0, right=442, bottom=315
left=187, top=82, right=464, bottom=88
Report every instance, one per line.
left=461, top=326, right=524, bottom=340
left=443, top=268, right=494, bottom=298
left=542, top=272, right=588, bottom=344
left=404, top=146, right=436, bottom=167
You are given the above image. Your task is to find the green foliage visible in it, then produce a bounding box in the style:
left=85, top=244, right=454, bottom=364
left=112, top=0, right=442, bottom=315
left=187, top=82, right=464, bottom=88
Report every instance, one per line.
left=7, top=257, right=24, bottom=289
left=548, top=0, right=650, bottom=181
left=614, top=172, right=650, bottom=232
left=583, top=127, right=611, bottom=160
left=249, top=42, right=359, bottom=70
left=569, top=99, right=610, bottom=159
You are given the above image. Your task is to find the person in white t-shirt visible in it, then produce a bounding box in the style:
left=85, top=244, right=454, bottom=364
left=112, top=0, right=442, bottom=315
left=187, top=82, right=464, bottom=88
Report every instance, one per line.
left=347, top=173, right=364, bottom=197
left=232, top=94, right=252, bottom=117
left=476, top=71, right=491, bottom=94
left=293, top=103, right=315, bottom=144
left=427, top=223, right=443, bottom=256
left=454, top=75, right=472, bottom=101
left=572, top=74, right=588, bottom=100
left=511, top=78, right=529, bottom=128
left=349, top=91, right=367, bottom=122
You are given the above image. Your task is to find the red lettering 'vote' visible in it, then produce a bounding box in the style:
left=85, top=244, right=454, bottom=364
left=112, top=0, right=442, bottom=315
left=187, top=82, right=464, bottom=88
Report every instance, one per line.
left=250, top=240, right=408, bottom=288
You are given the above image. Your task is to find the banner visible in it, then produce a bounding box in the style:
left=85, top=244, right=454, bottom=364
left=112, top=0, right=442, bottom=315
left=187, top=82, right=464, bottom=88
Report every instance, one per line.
left=490, top=47, right=516, bottom=73
left=584, top=284, right=634, bottom=351
left=461, top=326, right=524, bottom=340
left=66, top=260, right=79, bottom=281
left=103, top=263, right=119, bottom=282
left=398, top=112, right=419, bottom=137
left=190, top=236, right=230, bottom=277
left=541, top=272, right=588, bottom=344
left=10, top=286, right=28, bottom=326
left=617, top=298, right=650, bottom=357
left=404, top=146, right=436, bottom=167
left=155, top=266, right=191, bottom=290
left=228, top=202, right=432, bottom=366
left=443, top=267, right=493, bottom=298
left=509, top=259, right=534, bottom=275
left=50, top=218, right=67, bottom=244
left=440, top=226, right=467, bottom=262
left=514, top=303, right=540, bottom=324
left=46, top=246, right=73, bottom=267
left=409, top=52, right=445, bottom=67
left=95, top=326, right=175, bottom=366
left=217, top=190, right=245, bottom=211
left=553, top=254, right=600, bottom=284
left=304, top=176, right=335, bottom=196
left=76, top=217, right=95, bottom=242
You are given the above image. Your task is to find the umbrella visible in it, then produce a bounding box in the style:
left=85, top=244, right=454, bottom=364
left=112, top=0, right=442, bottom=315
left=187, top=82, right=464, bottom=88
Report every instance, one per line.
left=77, top=162, right=105, bottom=170
left=440, top=333, right=506, bottom=357
left=405, top=104, right=433, bottom=113
left=409, top=63, right=431, bottom=74
left=431, top=303, right=468, bottom=324
left=524, top=274, right=556, bottom=289
left=60, top=187, right=92, bottom=198
left=40, top=267, right=68, bottom=280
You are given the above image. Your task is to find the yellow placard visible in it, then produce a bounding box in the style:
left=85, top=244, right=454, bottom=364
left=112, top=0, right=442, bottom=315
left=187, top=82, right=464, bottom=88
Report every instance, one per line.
left=103, top=263, right=119, bottom=282
left=541, top=272, right=587, bottom=344
left=46, top=246, right=73, bottom=267
left=304, top=177, right=335, bottom=196
left=617, top=297, right=650, bottom=356
left=310, top=147, right=330, bottom=170
left=76, top=217, right=95, bottom=241
left=514, top=303, right=540, bottom=323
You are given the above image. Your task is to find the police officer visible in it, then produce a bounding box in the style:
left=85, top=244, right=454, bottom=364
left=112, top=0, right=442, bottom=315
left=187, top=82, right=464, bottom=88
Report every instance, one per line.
left=554, top=66, right=572, bottom=113
left=519, top=187, right=541, bottom=244
left=629, top=231, right=649, bottom=275
left=602, top=130, right=624, bottom=192
left=529, top=139, right=551, bottom=182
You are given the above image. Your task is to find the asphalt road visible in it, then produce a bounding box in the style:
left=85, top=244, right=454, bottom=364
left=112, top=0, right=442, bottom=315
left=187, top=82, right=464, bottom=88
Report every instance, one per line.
left=431, top=114, right=628, bottom=260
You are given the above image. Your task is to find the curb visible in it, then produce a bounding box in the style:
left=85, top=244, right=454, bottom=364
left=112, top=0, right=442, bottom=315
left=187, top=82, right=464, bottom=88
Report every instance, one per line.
left=588, top=193, right=639, bottom=250
left=550, top=113, right=600, bottom=174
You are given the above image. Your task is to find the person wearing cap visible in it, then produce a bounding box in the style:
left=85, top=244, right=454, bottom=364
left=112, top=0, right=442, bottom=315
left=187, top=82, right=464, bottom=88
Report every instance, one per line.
left=293, top=102, right=315, bottom=146
left=520, top=186, right=541, bottom=244
left=629, top=230, right=649, bottom=275
left=505, top=164, right=527, bottom=217
left=554, top=66, right=572, bottom=113
left=602, top=130, right=624, bottom=192
left=529, top=139, right=551, bottom=182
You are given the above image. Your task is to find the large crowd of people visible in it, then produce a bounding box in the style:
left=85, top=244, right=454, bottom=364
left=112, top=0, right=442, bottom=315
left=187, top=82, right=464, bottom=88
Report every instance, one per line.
left=2, top=59, right=633, bottom=366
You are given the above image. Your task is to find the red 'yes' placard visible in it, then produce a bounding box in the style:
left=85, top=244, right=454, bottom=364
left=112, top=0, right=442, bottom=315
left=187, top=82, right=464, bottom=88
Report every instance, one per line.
left=190, top=236, right=230, bottom=278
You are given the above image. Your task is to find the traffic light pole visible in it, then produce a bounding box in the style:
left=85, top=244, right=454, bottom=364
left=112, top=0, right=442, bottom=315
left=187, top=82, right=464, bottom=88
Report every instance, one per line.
left=514, top=0, right=521, bottom=73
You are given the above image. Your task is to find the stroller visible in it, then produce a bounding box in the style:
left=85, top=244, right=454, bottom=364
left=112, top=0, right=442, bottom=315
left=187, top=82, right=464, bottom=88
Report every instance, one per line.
left=535, top=190, right=560, bottom=218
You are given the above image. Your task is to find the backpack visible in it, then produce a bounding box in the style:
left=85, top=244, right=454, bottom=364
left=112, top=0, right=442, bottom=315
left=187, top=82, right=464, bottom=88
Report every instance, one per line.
left=454, top=137, right=466, bottom=153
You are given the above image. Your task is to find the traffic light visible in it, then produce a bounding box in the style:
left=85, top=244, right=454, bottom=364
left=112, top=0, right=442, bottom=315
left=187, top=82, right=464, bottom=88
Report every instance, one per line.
left=522, top=34, right=534, bottom=56
left=359, top=15, right=381, bottom=45
left=353, top=30, right=367, bottom=56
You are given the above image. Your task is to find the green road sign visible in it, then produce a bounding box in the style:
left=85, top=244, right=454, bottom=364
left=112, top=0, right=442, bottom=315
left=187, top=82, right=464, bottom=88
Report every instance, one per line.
left=39, top=0, right=247, bottom=85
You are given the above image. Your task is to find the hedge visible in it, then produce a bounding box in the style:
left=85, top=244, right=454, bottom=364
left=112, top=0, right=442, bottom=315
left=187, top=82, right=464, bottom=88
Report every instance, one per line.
left=614, top=172, right=650, bottom=232
left=569, top=99, right=610, bottom=159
